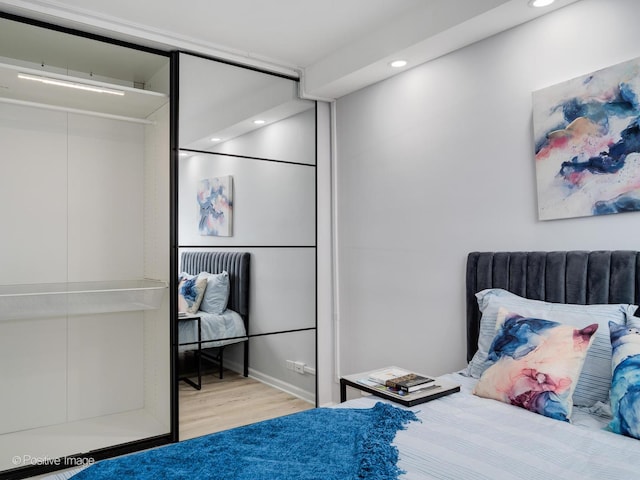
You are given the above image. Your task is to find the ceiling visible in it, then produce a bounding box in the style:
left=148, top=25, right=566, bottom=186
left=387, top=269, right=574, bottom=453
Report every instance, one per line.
left=0, top=0, right=581, bottom=99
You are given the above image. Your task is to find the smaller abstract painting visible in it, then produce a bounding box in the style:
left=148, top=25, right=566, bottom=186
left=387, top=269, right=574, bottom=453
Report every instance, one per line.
left=198, top=176, right=233, bottom=236
left=533, top=57, right=640, bottom=220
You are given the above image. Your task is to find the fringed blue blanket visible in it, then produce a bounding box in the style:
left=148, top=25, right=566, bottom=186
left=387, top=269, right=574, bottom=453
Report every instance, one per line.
left=72, top=403, right=417, bottom=480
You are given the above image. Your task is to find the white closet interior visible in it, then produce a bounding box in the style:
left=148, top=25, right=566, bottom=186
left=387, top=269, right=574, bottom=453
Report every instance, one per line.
left=0, top=17, right=171, bottom=474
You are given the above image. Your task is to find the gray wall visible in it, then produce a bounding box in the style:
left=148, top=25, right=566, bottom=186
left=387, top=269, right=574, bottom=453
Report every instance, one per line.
left=333, top=0, right=640, bottom=383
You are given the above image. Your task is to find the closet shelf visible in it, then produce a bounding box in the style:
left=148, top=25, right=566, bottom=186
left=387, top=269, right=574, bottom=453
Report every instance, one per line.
left=0, top=279, right=167, bottom=321
left=0, top=62, right=169, bottom=121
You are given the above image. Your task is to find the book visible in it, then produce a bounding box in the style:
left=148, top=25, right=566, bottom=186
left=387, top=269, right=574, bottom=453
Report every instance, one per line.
left=367, top=367, right=412, bottom=385
left=356, top=378, right=380, bottom=388
left=385, top=373, right=435, bottom=393
left=371, top=378, right=461, bottom=406
left=379, top=382, right=439, bottom=397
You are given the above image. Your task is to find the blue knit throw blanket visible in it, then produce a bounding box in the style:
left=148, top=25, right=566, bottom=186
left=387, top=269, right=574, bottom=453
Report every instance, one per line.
left=72, top=403, right=417, bottom=480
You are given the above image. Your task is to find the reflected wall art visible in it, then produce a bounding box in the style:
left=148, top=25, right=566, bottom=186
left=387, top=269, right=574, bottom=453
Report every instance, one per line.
left=533, top=57, right=640, bottom=220
left=198, top=176, right=233, bottom=236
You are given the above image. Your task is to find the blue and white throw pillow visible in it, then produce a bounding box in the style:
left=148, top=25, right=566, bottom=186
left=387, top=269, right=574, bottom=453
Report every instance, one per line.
left=474, top=308, right=597, bottom=422
left=468, top=288, right=630, bottom=407
left=178, top=272, right=207, bottom=314
left=609, top=316, right=640, bottom=439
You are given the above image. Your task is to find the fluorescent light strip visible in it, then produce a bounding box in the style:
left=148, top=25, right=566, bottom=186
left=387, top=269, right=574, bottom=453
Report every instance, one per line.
left=18, top=73, right=125, bottom=96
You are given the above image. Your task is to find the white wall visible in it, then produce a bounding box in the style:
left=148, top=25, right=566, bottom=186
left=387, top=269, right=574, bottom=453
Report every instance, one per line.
left=334, top=0, right=640, bottom=390
left=316, top=101, right=334, bottom=406
left=212, top=108, right=316, bottom=165
left=179, top=152, right=315, bottom=247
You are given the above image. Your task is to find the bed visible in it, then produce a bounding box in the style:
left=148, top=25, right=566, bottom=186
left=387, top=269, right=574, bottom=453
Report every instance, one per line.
left=178, top=251, right=250, bottom=381
left=53, top=250, right=640, bottom=480
left=362, top=250, right=640, bottom=479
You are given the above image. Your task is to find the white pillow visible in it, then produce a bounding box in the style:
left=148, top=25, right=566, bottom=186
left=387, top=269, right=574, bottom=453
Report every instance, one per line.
left=467, top=288, right=632, bottom=407
left=199, top=271, right=230, bottom=315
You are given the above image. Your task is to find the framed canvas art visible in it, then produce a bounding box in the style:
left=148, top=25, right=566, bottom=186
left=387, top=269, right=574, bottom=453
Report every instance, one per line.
left=198, top=176, right=233, bottom=236
left=533, top=57, right=640, bottom=220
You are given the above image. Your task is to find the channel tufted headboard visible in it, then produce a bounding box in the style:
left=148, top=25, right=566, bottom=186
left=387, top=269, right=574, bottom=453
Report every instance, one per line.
left=466, top=251, right=640, bottom=362
left=180, top=250, right=250, bottom=317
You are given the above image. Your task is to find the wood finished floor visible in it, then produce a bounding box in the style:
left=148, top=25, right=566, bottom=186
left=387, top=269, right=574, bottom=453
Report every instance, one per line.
left=179, top=369, right=314, bottom=440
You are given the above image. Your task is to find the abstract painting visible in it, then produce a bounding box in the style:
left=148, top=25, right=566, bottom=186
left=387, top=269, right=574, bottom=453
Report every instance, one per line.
left=533, top=57, right=640, bottom=220
left=198, top=176, right=233, bottom=236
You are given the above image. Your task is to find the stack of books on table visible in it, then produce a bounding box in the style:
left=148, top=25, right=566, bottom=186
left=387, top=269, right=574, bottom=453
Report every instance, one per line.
left=365, top=367, right=437, bottom=395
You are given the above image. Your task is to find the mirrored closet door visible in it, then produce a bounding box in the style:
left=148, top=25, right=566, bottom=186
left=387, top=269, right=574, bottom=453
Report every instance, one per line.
left=177, top=52, right=317, bottom=434
left=0, top=15, right=172, bottom=478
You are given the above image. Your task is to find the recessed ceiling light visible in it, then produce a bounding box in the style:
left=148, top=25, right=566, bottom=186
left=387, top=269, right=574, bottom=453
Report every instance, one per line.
left=253, top=119, right=266, bottom=125
left=529, top=0, right=555, bottom=7
left=210, top=137, right=221, bottom=142
left=389, top=60, right=408, bottom=68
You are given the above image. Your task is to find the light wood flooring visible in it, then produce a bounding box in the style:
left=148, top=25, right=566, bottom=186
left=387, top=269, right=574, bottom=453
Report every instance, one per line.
left=179, top=369, right=314, bottom=440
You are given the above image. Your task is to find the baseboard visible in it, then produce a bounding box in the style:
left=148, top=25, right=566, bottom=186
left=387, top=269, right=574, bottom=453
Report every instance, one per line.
left=224, top=359, right=315, bottom=404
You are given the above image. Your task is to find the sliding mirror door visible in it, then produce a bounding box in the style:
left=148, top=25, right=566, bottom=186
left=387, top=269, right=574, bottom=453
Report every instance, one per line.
left=177, top=53, right=316, bottom=434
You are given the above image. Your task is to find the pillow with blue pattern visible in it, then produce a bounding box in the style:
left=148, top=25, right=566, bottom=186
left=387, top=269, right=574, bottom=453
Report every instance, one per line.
left=474, top=308, right=597, bottom=422
left=178, top=272, right=207, bottom=314
left=609, top=316, right=640, bottom=439
left=468, top=288, right=630, bottom=408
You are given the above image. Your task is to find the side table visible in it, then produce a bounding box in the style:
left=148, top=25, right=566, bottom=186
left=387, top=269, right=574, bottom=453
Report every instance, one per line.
left=340, top=367, right=460, bottom=407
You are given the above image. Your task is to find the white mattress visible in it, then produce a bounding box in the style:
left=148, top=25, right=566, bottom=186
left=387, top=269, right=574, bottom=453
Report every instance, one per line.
left=178, top=309, right=247, bottom=351
left=338, top=372, right=640, bottom=480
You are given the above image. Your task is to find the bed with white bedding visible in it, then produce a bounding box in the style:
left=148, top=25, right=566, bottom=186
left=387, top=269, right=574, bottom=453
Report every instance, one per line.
left=178, top=250, right=250, bottom=379
left=47, top=374, right=640, bottom=480
left=340, top=372, right=640, bottom=480
left=178, top=309, right=247, bottom=351
left=44, top=250, right=640, bottom=480
left=347, top=250, right=640, bottom=479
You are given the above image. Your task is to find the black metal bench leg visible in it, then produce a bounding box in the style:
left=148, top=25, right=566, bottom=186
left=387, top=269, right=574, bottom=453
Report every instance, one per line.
left=219, top=346, right=224, bottom=379
left=196, top=350, right=202, bottom=387
left=243, top=340, right=249, bottom=377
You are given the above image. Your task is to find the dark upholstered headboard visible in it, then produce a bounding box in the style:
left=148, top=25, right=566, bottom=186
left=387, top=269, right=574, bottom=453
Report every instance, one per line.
left=180, top=251, right=250, bottom=317
left=466, top=251, right=640, bottom=362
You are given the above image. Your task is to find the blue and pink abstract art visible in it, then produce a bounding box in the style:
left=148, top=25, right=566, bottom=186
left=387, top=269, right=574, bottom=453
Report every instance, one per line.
left=198, top=176, right=233, bottom=236
left=533, top=57, right=640, bottom=220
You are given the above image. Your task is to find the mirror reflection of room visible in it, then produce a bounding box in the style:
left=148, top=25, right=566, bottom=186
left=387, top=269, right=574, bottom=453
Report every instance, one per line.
left=177, top=52, right=317, bottom=440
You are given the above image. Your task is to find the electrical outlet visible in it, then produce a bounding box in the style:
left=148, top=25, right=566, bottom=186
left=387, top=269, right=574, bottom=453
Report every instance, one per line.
left=294, top=361, right=305, bottom=374
left=286, top=360, right=295, bottom=371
